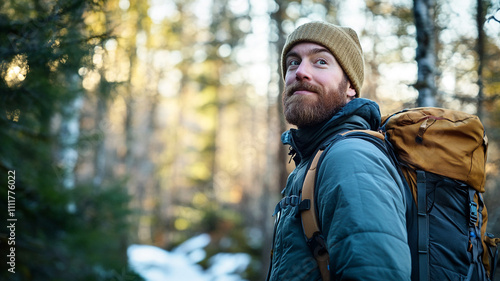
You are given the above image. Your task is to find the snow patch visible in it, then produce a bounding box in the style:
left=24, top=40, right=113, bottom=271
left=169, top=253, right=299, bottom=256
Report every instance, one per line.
left=128, top=234, right=251, bottom=281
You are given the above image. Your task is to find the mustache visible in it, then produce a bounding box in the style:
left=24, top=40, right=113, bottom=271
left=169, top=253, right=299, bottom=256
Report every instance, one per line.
left=285, top=82, right=321, bottom=97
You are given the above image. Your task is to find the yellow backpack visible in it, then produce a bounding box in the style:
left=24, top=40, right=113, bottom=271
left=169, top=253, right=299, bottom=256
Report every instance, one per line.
left=301, top=107, right=500, bottom=281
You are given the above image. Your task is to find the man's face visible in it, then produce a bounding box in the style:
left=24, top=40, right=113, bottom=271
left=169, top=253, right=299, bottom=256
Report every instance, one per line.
left=282, top=42, right=356, bottom=128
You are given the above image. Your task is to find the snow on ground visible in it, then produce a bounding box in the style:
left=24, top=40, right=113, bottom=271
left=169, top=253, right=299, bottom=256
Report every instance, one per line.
left=128, top=234, right=251, bottom=281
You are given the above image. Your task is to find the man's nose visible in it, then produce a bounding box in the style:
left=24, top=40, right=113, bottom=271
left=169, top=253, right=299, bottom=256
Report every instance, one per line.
left=295, top=62, right=311, bottom=81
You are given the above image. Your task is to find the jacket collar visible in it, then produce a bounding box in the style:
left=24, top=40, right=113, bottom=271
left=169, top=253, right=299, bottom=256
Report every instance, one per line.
left=281, top=98, right=381, bottom=163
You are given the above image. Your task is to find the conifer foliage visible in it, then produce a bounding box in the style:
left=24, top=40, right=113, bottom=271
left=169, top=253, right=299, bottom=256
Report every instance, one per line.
left=0, top=1, right=140, bottom=280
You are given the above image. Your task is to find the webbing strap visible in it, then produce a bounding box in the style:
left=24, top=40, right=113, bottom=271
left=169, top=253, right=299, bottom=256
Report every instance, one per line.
left=476, top=191, right=485, bottom=280
left=417, top=170, right=429, bottom=281
left=301, top=149, right=330, bottom=281
left=466, top=189, right=486, bottom=281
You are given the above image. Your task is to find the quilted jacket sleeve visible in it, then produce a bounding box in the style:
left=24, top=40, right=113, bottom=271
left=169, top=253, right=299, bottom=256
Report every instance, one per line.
left=316, top=138, right=411, bottom=280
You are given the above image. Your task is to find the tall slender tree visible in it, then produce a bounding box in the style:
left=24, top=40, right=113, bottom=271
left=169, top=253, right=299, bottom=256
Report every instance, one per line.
left=414, top=0, right=438, bottom=106
left=476, top=0, right=487, bottom=119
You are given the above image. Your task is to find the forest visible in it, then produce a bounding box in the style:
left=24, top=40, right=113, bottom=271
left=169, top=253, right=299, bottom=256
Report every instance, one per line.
left=0, top=0, right=500, bottom=280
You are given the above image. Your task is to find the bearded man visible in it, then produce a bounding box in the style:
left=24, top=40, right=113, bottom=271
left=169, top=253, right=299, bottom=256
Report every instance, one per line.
left=266, top=21, right=411, bottom=281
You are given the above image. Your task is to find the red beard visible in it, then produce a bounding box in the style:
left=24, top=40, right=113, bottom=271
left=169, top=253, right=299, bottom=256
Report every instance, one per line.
left=282, top=77, right=348, bottom=128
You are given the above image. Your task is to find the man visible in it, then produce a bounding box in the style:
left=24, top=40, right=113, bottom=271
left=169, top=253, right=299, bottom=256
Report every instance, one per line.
left=267, top=21, right=411, bottom=280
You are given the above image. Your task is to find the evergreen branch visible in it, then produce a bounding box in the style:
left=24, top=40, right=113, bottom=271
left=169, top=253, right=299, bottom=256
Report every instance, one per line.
left=0, top=115, right=51, bottom=140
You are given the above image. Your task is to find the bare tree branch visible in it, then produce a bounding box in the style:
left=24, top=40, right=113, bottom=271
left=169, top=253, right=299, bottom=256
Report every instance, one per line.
left=487, top=8, right=500, bottom=23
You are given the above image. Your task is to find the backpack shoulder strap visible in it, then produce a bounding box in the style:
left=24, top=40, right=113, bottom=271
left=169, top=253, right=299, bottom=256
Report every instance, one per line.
left=300, top=129, right=383, bottom=281
left=301, top=148, right=330, bottom=281
left=339, top=129, right=385, bottom=141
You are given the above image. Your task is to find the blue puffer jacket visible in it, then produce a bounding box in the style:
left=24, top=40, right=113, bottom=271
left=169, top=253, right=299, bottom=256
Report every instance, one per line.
left=268, top=98, right=411, bottom=280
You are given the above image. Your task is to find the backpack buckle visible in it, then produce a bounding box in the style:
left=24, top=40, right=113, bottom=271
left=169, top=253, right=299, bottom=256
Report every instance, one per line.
left=469, top=201, right=478, bottom=224
left=307, top=232, right=329, bottom=260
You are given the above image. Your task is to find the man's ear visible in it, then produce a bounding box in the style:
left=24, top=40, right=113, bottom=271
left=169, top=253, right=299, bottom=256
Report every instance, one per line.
left=346, top=82, right=357, bottom=101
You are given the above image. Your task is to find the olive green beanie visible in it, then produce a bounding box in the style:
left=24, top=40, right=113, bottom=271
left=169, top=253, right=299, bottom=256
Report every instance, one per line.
left=281, top=21, right=364, bottom=96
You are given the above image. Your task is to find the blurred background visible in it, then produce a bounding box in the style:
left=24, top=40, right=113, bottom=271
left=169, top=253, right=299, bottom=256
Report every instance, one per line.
left=0, top=0, right=500, bottom=280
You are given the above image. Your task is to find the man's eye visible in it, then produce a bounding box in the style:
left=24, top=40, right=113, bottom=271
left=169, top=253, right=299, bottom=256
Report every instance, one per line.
left=288, top=60, right=299, bottom=66
left=316, top=59, right=327, bottom=65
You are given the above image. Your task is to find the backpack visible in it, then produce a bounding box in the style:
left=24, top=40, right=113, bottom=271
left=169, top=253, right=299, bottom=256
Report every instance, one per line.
left=301, top=107, right=500, bottom=281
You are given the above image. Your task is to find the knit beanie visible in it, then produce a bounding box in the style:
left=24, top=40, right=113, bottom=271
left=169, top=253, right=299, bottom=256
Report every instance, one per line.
left=281, top=21, right=364, bottom=96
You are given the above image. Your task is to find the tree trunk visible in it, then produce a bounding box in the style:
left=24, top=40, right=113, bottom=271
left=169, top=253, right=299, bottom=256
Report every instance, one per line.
left=56, top=74, right=83, bottom=191
left=476, top=0, right=486, bottom=119
left=55, top=74, right=83, bottom=214
left=413, top=0, right=437, bottom=107
left=93, top=80, right=108, bottom=188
